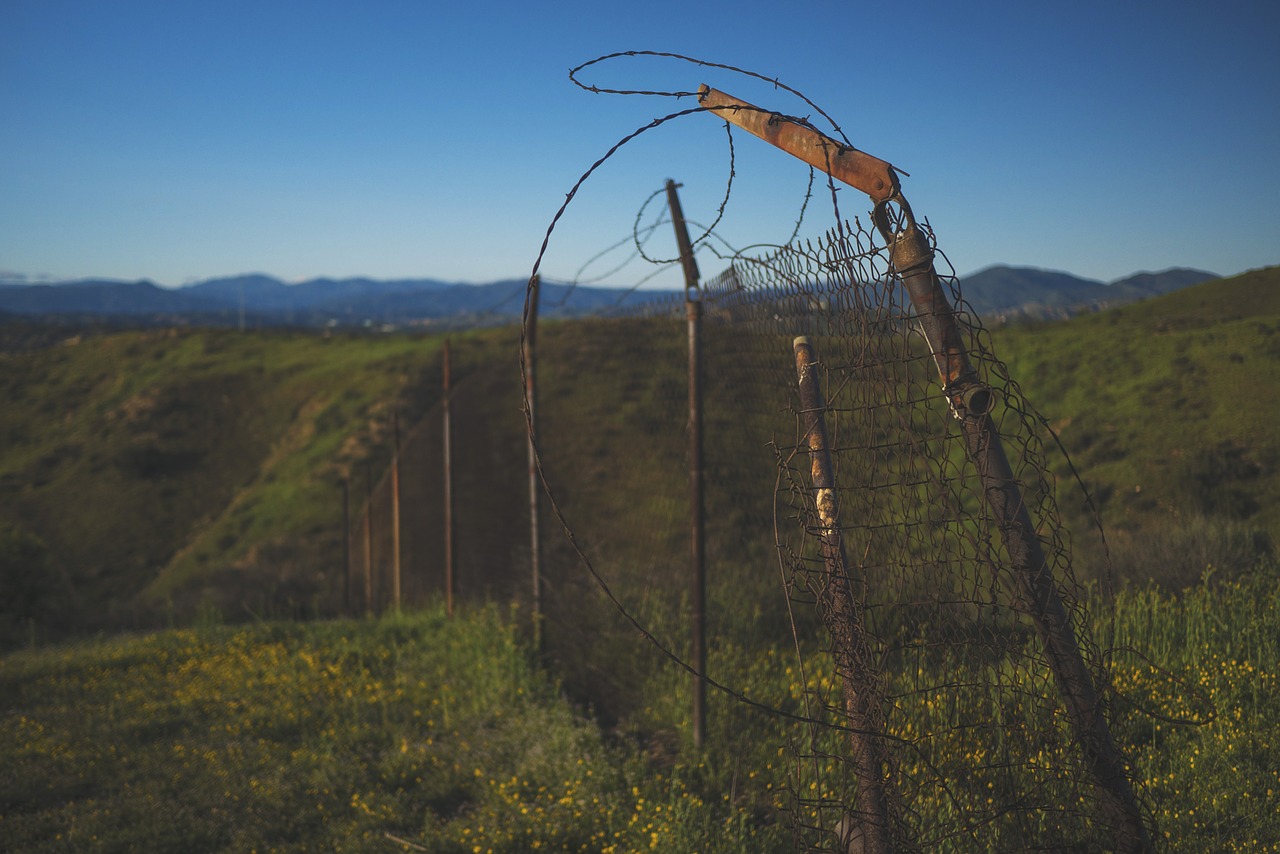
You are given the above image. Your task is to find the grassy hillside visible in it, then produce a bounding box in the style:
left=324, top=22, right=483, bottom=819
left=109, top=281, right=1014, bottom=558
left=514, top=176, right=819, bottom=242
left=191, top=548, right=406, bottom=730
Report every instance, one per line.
left=4, top=267, right=1278, bottom=642
left=991, top=265, right=1280, bottom=584
left=0, top=328, right=474, bottom=642
left=4, top=267, right=1280, bottom=849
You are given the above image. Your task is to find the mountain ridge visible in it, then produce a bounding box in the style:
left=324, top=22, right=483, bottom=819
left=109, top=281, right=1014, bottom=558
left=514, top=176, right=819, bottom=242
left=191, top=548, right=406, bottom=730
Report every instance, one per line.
left=956, top=264, right=1219, bottom=319
left=0, top=265, right=1223, bottom=327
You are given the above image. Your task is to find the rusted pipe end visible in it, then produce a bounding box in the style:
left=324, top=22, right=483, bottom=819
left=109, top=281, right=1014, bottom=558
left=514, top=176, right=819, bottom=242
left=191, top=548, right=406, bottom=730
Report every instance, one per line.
left=964, top=386, right=992, bottom=416
left=885, top=221, right=935, bottom=275
left=793, top=335, right=811, bottom=349
left=954, top=382, right=995, bottom=418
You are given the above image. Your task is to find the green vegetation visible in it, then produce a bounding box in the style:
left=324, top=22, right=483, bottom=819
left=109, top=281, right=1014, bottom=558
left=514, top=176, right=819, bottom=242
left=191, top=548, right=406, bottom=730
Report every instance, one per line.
left=0, top=604, right=783, bottom=852
left=1109, top=573, right=1280, bottom=850
left=2, top=574, right=1277, bottom=851
left=0, top=327, right=504, bottom=642
left=992, top=266, right=1280, bottom=584
left=2, top=267, right=1280, bottom=849
left=4, top=268, right=1276, bottom=644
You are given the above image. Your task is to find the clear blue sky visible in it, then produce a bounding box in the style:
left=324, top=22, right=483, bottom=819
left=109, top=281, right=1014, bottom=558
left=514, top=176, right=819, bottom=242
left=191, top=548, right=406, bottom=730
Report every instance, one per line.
left=2, top=0, right=1277, bottom=288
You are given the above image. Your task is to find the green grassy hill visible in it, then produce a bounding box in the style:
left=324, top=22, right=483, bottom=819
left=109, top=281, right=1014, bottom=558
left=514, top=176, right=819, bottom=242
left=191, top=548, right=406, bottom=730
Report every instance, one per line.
left=4, top=266, right=1278, bottom=642
left=4, top=267, right=1280, bottom=849
left=991, top=265, right=1280, bottom=584
left=0, top=328, right=477, bottom=642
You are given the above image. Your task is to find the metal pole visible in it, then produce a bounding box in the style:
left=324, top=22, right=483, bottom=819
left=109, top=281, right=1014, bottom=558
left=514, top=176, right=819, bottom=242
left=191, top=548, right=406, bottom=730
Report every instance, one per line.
left=342, top=477, right=351, bottom=615
left=666, top=179, right=707, bottom=751
left=391, top=411, right=402, bottom=613
left=701, top=84, right=1152, bottom=853
left=524, top=277, right=543, bottom=653
left=883, top=219, right=1152, bottom=853
left=794, top=337, right=895, bottom=854
left=442, top=339, right=455, bottom=617
left=362, top=462, right=373, bottom=617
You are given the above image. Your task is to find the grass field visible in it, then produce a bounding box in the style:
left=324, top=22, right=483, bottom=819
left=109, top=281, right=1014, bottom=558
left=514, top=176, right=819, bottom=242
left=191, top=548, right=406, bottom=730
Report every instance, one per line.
left=2, top=572, right=1278, bottom=852
left=0, top=604, right=788, bottom=853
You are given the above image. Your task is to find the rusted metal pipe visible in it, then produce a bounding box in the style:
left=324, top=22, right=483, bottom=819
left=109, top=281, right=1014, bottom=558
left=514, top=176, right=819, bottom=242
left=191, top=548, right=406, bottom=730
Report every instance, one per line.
left=666, top=179, right=708, bottom=750
left=698, top=86, right=898, bottom=203
left=363, top=462, right=373, bottom=616
left=880, top=218, right=1152, bottom=853
left=794, top=336, right=896, bottom=854
left=666, top=178, right=701, bottom=298
left=342, top=477, right=351, bottom=615
left=687, top=297, right=706, bottom=751
left=391, top=410, right=402, bottom=613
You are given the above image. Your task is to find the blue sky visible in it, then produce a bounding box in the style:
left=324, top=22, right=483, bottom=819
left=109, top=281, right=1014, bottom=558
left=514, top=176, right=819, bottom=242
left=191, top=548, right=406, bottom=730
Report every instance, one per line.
left=1, top=0, right=1276, bottom=288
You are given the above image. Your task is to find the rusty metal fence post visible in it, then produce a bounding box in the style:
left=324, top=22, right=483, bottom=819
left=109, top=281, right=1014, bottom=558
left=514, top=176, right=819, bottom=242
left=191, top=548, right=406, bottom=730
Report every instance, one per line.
left=442, top=339, right=455, bottom=617
left=701, top=84, right=1152, bottom=853
left=391, top=411, right=402, bottom=613
left=666, top=179, right=708, bottom=750
left=362, top=462, right=373, bottom=616
left=793, top=337, right=897, bottom=854
left=342, top=477, right=351, bottom=615
left=880, top=215, right=1153, bottom=853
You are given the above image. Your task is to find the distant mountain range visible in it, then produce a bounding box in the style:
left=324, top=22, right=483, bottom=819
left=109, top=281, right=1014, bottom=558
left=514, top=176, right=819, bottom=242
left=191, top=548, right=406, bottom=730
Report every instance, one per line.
left=0, top=266, right=1219, bottom=328
left=0, top=275, right=675, bottom=328
left=955, top=266, right=1219, bottom=320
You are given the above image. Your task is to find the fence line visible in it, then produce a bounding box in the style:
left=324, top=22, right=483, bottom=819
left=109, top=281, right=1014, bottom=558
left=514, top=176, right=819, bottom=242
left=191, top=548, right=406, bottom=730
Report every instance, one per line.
left=339, top=256, right=1154, bottom=847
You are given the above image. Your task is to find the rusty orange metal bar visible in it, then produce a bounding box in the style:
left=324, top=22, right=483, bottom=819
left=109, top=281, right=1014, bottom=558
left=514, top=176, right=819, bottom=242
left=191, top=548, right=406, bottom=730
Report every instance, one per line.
left=697, top=84, right=898, bottom=203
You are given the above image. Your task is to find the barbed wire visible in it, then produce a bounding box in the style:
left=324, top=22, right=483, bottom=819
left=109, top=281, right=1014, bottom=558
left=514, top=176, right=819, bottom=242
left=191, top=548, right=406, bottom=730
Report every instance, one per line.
left=568, top=50, right=854, bottom=146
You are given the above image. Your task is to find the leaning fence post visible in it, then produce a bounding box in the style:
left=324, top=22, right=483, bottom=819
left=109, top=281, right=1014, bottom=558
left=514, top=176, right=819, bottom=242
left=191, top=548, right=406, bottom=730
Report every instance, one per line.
left=882, top=219, right=1153, bottom=852
left=665, top=179, right=708, bottom=750
left=702, top=84, right=1152, bottom=852
left=793, top=336, right=896, bottom=854
left=524, top=278, right=543, bottom=652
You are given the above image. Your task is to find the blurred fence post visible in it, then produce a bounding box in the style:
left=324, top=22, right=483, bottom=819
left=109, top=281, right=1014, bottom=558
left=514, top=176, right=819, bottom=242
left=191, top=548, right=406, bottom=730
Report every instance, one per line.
left=793, top=336, right=896, bottom=854
left=665, top=179, right=707, bottom=750
left=443, top=339, right=455, bottom=617
left=391, top=411, right=402, bottom=613
left=524, top=277, right=543, bottom=653
left=362, top=462, right=373, bottom=616
left=342, top=477, right=352, bottom=615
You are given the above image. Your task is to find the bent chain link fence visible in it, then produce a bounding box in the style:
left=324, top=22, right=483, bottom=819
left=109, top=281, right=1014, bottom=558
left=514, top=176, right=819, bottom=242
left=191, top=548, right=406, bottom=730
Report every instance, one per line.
left=545, top=219, right=1144, bottom=850
left=341, top=53, right=1162, bottom=851
left=515, top=54, right=1159, bottom=851
left=716, top=224, right=1123, bottom=850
